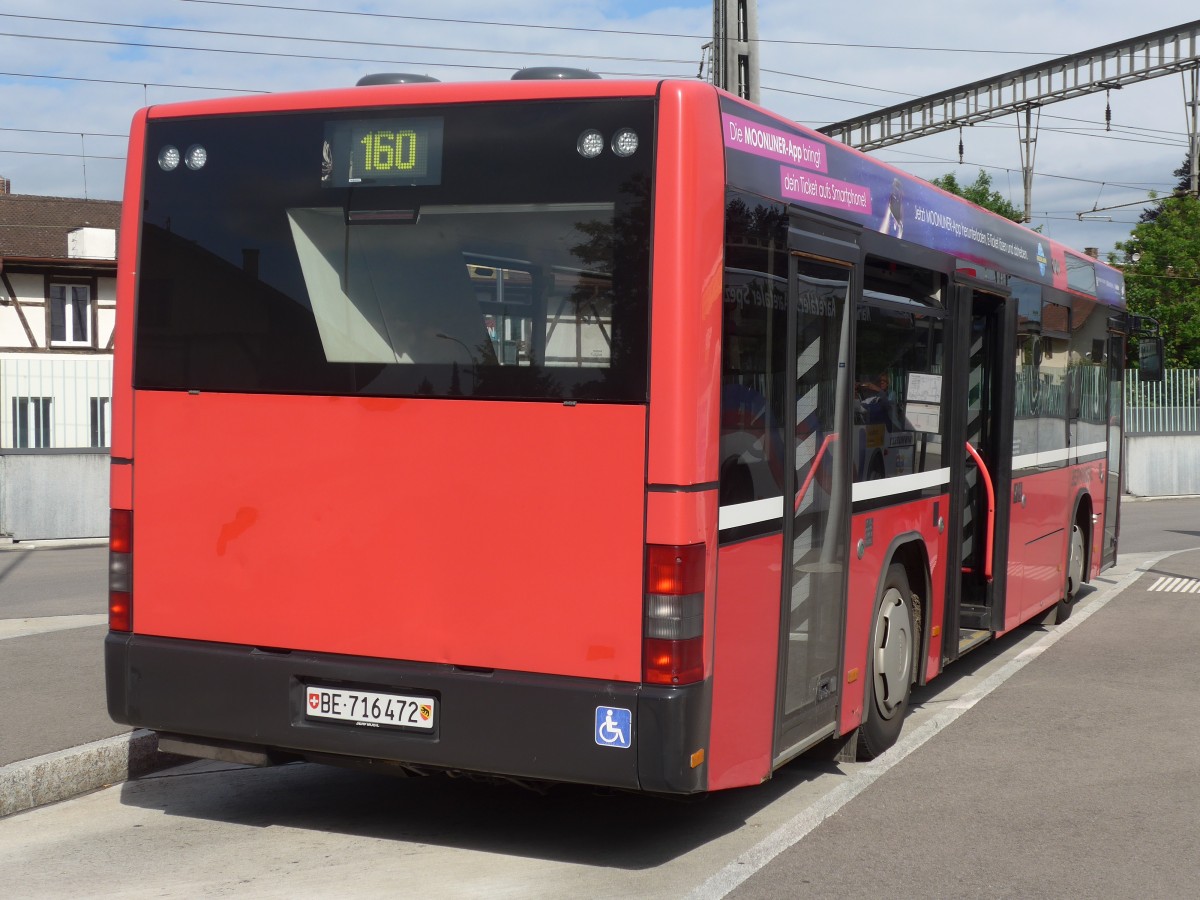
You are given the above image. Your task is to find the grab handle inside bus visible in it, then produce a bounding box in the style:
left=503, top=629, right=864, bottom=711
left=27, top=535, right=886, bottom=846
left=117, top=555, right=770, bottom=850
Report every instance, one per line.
left=795, top=433, right=839, bottom=513
left=964, top=441, right=995, bottom=582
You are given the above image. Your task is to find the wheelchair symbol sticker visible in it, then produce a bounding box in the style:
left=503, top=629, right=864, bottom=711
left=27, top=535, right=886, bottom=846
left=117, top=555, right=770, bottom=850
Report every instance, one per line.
left=595, top=706, right=632, bottom=749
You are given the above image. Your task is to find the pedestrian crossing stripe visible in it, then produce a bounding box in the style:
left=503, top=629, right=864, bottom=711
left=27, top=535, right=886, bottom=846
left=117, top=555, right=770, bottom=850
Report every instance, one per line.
left=1147, top=576, right=1200, bottom=593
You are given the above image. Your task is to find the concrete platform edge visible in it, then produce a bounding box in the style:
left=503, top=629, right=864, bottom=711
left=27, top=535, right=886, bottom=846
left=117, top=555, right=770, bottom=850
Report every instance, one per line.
left=0, top=729, right=181, bottom=818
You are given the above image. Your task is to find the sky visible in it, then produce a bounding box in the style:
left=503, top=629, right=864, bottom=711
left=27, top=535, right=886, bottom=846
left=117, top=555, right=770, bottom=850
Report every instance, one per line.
left=1, top=0, right=1197, bottom=257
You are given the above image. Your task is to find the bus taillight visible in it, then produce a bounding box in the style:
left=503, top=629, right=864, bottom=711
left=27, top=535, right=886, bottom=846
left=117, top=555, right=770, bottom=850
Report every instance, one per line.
left=643, top=543, right=705, bottom=685
left=109, top=508, right=132, bottom=632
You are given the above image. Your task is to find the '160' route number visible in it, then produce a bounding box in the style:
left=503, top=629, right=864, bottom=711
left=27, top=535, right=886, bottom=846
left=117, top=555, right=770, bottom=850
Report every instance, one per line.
left=359, top=130, right=420, bottom=172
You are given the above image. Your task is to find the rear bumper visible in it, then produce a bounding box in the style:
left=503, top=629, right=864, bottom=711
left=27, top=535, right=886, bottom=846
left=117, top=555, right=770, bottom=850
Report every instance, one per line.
left=106, top=632, right=711, bottom=793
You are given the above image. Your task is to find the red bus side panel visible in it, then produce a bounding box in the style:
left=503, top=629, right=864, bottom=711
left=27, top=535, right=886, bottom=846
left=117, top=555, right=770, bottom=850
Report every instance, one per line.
left=1089, top=462, right=1107, bottom=580
left=1004, top=459, right=1104, bottom=630
left=841, top=497, right=947, bottom=735
left=131, top=392, right=648, bottom=682
left=709, top=535, right=782, bottom=790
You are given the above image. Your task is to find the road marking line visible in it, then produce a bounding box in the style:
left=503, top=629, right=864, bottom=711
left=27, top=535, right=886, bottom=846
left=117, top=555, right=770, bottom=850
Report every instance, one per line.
left=0, top=614, right=107, bottom=641
left=687, top=552, right=1174, bottom=900
left=1148, top=576, right=1200, bottom=593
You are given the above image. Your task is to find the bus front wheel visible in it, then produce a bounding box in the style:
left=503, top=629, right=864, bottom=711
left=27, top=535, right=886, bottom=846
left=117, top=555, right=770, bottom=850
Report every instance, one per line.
left=858, top=563, right=917, bottom=760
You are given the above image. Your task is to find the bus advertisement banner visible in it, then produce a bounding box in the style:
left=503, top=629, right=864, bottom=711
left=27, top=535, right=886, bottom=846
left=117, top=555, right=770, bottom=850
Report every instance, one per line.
left=719, top=99, right=1124, bottom=307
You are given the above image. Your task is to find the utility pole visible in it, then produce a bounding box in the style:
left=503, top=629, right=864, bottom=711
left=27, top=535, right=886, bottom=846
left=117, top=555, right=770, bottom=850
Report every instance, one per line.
left=1187, top=67, right=1199, bottom=197
left=1016, top=106, right=1040, bottom=224
left=713, top=0, right=759, bottom=104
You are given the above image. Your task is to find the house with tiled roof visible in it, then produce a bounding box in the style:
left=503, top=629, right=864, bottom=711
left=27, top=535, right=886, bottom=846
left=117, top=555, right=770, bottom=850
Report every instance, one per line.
left=1, top=190, right=119, bottom=451
left=1, top=191, right=120, bottom=352
left=1, top=187, right=119, bottom=539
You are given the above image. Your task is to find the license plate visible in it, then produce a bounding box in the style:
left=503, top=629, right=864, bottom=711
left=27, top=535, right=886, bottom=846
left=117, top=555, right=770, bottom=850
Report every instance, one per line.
left=305, top=685, right=435, bottom=730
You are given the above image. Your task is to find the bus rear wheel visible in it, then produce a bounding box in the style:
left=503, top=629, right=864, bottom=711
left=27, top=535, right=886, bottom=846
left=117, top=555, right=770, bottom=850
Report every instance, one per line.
left=858, top=563, right=916, bottom=760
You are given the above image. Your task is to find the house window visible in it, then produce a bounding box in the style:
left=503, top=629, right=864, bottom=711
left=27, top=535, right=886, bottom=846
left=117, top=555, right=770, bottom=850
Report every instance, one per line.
left=90, top=396, right=111, bottom=448
left=13, top=397, right=52, bottom=448
left=50, top=284, right=92, bottom=346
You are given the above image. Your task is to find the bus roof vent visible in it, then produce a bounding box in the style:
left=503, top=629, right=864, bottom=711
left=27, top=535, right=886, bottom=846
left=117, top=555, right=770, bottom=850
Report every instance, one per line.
left=511, top=67, right=601, bottom=81
left=356, top=73, right=440, bottom=86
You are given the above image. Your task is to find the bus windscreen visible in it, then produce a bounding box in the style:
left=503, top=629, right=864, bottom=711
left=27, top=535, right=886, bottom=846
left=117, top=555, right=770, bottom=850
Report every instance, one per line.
left=134, top=99, right=654, bottom=402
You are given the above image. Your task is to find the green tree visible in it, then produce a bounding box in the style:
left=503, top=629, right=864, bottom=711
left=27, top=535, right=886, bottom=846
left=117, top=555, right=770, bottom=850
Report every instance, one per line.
left=930, top=169, right=1023, bottom=222
left=1115, top=193, right=1200, bottom=368
left=1138, top=153, right=1193, bottom=223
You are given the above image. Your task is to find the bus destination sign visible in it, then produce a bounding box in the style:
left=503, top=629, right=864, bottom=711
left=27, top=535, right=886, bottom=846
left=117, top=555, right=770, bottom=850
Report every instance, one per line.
left=323, top=116, right=444, bottom=188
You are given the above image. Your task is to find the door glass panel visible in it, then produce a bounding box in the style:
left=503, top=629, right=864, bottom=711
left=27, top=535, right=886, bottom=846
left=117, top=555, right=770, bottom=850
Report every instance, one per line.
left=963, top=305, right=996, bottom=579
left=853, top=308, right=946, bottom=483
left=1104, top=334, right=1123, bottom=565
left=719, top=195, right=789, bottom=518
left=781, top=257, right=851, bottom=726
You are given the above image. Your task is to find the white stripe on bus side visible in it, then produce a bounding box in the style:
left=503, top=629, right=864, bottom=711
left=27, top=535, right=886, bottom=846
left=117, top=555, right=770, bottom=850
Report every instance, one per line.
left=850, top=467, right=952, bottom=503
left=717, top=495, right=785, bottom=531
left=717, top=466, right=955, bottom=529
left=1012, top=441, right=1108, bottom=472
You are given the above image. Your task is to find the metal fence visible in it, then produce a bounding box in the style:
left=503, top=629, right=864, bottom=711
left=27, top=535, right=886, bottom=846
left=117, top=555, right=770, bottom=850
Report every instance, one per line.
left=0, top=355, right=113, bottom=450
left=1125, top=368, right=1200, bottom=435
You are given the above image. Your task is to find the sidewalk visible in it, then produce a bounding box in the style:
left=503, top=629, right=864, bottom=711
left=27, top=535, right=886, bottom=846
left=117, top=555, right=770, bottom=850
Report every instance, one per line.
left=727, top=544, right=1200, bottom=898
left=0, top=542, right=172, bottom=817
left=0, top=541, right=1193, bottom=822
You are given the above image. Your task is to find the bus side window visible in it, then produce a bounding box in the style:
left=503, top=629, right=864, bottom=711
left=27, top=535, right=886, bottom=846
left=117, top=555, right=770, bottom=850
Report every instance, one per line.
left=719, top=284, right=787, bottom=506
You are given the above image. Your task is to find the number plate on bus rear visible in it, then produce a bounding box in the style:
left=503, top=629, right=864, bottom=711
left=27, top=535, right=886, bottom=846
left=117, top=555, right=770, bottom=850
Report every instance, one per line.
left=305, top=685, right=435, bottom=730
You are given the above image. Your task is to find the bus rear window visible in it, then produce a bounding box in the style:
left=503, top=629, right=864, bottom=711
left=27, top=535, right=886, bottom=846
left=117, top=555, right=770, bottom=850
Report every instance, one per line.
left=134, top=99, right=654, bottom=402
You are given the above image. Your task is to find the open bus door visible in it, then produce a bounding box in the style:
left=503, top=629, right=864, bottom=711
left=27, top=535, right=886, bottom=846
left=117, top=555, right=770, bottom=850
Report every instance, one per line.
left=944, top=277, right=1015, bottom=661
left=1102, top=327, right=1125, bottom=568
left=1102, top=313, right=1160, bottom=568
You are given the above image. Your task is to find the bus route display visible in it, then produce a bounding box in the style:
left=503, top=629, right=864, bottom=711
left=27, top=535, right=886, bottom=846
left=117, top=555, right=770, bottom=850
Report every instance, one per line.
left=322, top=116, right=444, bottom=188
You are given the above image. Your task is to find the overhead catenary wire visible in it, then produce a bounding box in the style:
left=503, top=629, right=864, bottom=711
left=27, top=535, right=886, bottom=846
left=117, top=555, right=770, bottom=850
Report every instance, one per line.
left=0, top=40, right=1187, bottom=149
left=4, top=13, right=1104, bottom=112
left=878, top=146, right=1177, bottom=191
left=0, top=126, right=126, bottom=140
left=1, top=15, right=1190, bottom=148
left=0, top=7, right=1187, bottom=228
left=0, top=148, right=123, bottom=160
left=177, top=0, right=1070, bottom=56
left=0, top=69, right=268, bottom=95
left=0, top=14, right=696, bottom=66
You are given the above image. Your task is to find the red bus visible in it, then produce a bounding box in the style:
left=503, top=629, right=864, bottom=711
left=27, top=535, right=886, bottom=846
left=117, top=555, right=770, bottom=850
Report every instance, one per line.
left=106, top=71, right=1141, bottom=793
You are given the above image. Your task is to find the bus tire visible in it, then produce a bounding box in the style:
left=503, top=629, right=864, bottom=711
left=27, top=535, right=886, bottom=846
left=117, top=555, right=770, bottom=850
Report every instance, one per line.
left=1054, top=521, right=1086, bottom=624
left=858, top=563, right=916, bottom=760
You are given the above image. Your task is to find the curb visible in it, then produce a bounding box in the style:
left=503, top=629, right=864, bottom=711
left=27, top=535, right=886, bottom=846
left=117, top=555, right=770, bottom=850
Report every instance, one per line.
left=0, top=730, right=182, bottom=818
left=0, top=538, right=108, bottom=552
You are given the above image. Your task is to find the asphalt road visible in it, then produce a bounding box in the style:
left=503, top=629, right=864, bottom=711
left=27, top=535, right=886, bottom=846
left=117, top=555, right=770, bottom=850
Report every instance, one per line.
left=0, top=544, right=105, bottom=618
left=1114, top=495, right=1200, bottom=552
left=0, top=544, right=113, bottom=768
left=730, top=548, right=1200, bottom=899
